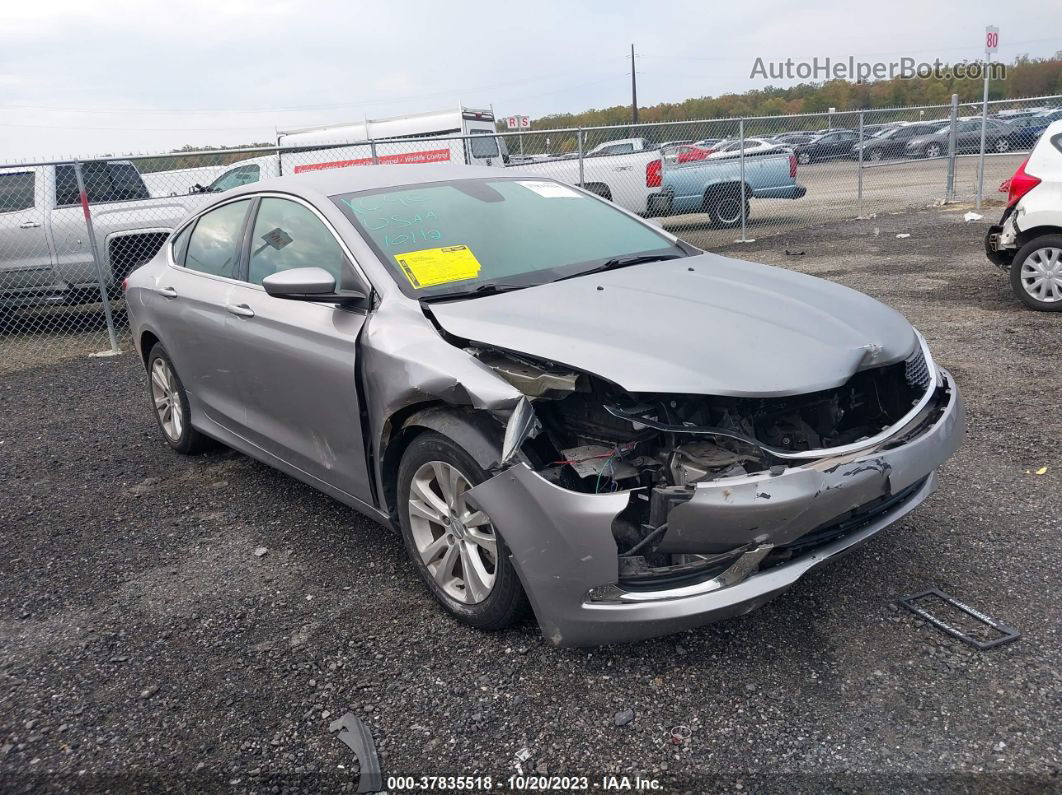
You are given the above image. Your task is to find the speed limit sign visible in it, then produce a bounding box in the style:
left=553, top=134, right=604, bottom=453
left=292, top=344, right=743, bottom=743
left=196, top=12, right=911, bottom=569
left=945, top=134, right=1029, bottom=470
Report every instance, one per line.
left=985, top=26, right=999, bottom=54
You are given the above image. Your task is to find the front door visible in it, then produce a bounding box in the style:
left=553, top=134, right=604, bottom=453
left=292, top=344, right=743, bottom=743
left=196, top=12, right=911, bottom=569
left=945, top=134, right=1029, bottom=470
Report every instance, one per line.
left=222, top=196, right=373, bottom=504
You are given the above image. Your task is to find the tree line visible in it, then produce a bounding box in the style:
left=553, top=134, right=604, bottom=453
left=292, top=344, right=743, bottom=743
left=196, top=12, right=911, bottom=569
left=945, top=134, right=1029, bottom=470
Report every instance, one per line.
left=141, top=54, right=1061, bottom=169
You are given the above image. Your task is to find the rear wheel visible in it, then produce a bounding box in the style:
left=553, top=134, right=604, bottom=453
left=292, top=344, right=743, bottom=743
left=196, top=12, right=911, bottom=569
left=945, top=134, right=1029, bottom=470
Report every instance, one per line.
left=993, top=137, right=1011, bottom=153
left=146, top=345, right=212, bottom=453
left=704, top=187, right=750, bottom=229
left=1010, top=235, right=1062, bottom=311
left=582, top=183, right=612, bottom=201
left=924, top=142, right=943, bottom=158
left=867, top=148, right=884, bottom=162
left=396, top=432, right=528, bottom=630
left=796, top=151, right=812, bottom=165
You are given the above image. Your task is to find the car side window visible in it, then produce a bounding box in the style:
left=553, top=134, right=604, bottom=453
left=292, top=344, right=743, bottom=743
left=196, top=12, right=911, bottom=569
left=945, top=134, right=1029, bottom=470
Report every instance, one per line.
left=183, top=199, right=252, bottom=279
left=0, top=172, right=35, bottom=213
left=247, top=198, right=347, bottom=287
left=54, top=162, right=149, bottom=206
left=170, top=224, right=192, bottom=265
left=208, top=164, right=261, bottom=193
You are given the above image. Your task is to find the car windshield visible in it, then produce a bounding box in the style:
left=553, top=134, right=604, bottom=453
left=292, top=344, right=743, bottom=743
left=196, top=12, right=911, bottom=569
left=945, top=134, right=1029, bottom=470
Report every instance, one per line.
left=332, top=178, right=684, bottom=299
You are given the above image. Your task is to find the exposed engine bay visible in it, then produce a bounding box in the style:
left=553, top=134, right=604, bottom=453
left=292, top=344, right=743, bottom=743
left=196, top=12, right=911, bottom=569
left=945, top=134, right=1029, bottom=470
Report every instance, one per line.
left=472, top=344, right=940, bottom=586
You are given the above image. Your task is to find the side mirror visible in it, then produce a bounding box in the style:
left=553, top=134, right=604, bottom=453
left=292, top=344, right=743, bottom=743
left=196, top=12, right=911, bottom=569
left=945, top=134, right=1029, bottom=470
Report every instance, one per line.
left=262, top=266, right=369, bottom=303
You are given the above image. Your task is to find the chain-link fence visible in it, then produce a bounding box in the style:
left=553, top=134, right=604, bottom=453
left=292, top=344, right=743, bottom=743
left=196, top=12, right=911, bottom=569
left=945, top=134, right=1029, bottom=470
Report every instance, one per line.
left=2, top=93, right=1059, bottom=372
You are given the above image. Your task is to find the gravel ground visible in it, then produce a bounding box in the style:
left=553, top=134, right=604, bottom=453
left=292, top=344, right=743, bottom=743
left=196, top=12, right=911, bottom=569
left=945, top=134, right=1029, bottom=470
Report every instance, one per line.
left=1, top=205, right=1059, bottom=793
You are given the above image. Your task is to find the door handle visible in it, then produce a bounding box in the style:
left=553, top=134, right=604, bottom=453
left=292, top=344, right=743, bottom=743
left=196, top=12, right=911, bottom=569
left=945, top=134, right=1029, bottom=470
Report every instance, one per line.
left=226, top=303, right=255, bottom=318
left=19, top=221, right=41, bottom=229
left=157, top=286, right=178, bottom=298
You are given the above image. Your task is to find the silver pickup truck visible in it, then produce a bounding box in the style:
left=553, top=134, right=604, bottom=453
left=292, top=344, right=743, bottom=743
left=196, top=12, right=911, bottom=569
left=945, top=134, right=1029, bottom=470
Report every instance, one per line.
left=0, top=161, right=207, bottom=309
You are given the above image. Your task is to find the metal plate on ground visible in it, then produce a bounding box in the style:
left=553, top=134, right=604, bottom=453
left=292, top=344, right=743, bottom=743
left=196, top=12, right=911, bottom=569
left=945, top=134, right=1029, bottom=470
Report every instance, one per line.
left=899, top=588, right=1020, bottom=650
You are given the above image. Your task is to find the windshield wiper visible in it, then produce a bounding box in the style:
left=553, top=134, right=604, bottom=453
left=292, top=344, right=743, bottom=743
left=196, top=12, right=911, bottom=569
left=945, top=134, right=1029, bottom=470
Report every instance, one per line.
left=420, top=282, right=530, bottom=302
left=557, top=254, right=682, bottom=281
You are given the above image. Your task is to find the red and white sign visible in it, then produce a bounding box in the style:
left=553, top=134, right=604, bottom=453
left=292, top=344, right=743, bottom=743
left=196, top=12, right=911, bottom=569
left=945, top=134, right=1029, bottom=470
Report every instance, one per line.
left=293, top=148, right=451, bottom=173
left=985, top=26, right=999, bottom=54
left=506, top=115, right=531, bottom=130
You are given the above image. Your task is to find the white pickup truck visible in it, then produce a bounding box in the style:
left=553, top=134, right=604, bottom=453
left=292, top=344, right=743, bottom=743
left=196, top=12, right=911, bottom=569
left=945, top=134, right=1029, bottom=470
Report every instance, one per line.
left=0, top=161, right=207, bottom=309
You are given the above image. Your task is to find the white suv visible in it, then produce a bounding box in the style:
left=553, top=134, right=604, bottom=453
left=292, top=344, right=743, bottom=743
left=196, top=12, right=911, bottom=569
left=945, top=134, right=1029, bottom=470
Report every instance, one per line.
left=986, top=119, right=1062, bottom=311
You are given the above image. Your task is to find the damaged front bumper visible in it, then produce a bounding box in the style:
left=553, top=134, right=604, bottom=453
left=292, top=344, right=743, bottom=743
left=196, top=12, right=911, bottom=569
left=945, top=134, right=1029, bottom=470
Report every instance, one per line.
left=467, top=370, right=964, bottom=647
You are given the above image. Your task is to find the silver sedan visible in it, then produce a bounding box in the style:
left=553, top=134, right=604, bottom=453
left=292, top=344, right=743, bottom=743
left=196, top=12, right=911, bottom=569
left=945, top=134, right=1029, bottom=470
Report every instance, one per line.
left=125, top=164, right=963, bottom=647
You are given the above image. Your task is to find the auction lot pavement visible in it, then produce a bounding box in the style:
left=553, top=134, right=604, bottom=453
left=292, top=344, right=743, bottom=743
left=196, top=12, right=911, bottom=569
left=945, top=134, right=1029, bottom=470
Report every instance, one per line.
left=1, top=205, right=1059, bottom=792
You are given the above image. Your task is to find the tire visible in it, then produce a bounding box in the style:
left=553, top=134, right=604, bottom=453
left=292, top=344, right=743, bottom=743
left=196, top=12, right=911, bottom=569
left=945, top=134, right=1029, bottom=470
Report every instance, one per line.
left=396, top=431, right=528, bottom=631
left=1009, top=235, right=1062, bottom=311
left=867, top=148, right=884, bottom=162
left=704, top=187, right=749, bottom=229
left=924, top=142, right=943, bottom=159
left=993, top=137, right=1011, bottom=153
left=796, top=151, right=812, bottom=165
left=583, top=183, right=612, bottom=201
left=146, top=345, right=212, bottom=453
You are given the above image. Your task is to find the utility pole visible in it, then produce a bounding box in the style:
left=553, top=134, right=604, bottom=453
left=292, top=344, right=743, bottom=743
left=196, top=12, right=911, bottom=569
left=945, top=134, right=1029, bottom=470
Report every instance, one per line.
left=630, top=43, right=639, bottom=125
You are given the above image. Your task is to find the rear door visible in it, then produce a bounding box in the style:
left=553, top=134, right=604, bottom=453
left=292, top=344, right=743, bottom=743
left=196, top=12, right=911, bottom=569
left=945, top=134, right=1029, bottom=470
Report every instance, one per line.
left=466, top=128, right=503, bottom=167
left=0, top=168, right=55, bottom=292
left=50, top=161, right=152, bottom=286
left=222, top=195, right=373, bottom=503
left=145, top=198, right=253, bottom=429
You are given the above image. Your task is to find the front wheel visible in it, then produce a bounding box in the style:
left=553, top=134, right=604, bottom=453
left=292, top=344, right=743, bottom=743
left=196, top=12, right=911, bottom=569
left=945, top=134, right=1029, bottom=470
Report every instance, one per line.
left=924, top=142, right=943, bottom=159
left=396, top=431, right=528, bottom=630
left=796, top=151, right=812, bottom=165
left=1010, top=235, right=1062, bottom=311
left=993, top=137, right=1011, bottom=153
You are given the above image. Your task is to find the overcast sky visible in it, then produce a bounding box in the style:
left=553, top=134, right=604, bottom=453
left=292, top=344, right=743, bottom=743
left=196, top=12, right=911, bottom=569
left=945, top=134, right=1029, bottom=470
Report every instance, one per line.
left=1, top=0, right=1060, bottom=161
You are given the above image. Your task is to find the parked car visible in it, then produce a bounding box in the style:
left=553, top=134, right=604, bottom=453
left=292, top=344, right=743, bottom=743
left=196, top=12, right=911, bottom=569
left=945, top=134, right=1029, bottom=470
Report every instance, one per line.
left=0, top=160, right=208, bottom=309
left=985, top=120, right=1062, bottom=310
left=126, top=164, right=962, bottom=647
left=851, top=122, right=949, bottom=161
left=512, top=145, right=663, bottom=215
left=904, top=118, right=1015, bottom=158
left=660, top=143, right=713, bottom=163
left=772, top=133, right=818, bottom=146
left=792, top=130, right=863, bottom=164
left=656, top=146, right=805, bottom=224
left=860, top=123, right=896, bottom=138
left=585, top=137, right=655, bottom=156
left=704, top=138, right=783, bottom=160
left=1005, top=109, right=1062, bottom=150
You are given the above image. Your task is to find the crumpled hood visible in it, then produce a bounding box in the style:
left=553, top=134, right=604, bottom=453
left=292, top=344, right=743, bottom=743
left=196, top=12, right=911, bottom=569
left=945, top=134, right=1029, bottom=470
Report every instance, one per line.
left=428, top=253, right=917, bottom=397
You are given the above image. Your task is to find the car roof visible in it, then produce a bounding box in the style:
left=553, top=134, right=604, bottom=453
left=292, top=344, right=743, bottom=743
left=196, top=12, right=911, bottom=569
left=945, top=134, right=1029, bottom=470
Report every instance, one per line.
left=226, top=163, right=519, bottom=200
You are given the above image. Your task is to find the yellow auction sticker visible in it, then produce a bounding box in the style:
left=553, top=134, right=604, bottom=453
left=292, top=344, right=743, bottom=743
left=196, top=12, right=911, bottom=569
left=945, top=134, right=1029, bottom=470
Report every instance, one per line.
left=395, top=245, right=482, bottom=289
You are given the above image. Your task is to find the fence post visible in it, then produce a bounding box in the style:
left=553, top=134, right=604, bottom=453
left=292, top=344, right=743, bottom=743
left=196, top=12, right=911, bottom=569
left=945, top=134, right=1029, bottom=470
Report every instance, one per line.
left=737, top=118, right=751, bottom=243
left=73, top=161, right=119, bottom=355
left=577, top=128, right=585, bottom=187
left=945, top=94, right=958, bottom=203
left=370, top=139, right=379, bottom=165
left=857, top=111, right=865, bottom=219
left=976, top=77, right=990, bottom=209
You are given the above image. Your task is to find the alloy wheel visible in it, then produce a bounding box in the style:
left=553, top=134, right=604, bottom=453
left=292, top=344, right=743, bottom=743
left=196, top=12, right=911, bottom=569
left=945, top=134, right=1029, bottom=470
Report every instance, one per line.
left=1019, top=247, right=1062, bottom=303
left=408, top=461, right=497, bottom=604
left=150, top=357, right=183, bottom=442
left=995, top=138, right=1011, bottom=152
